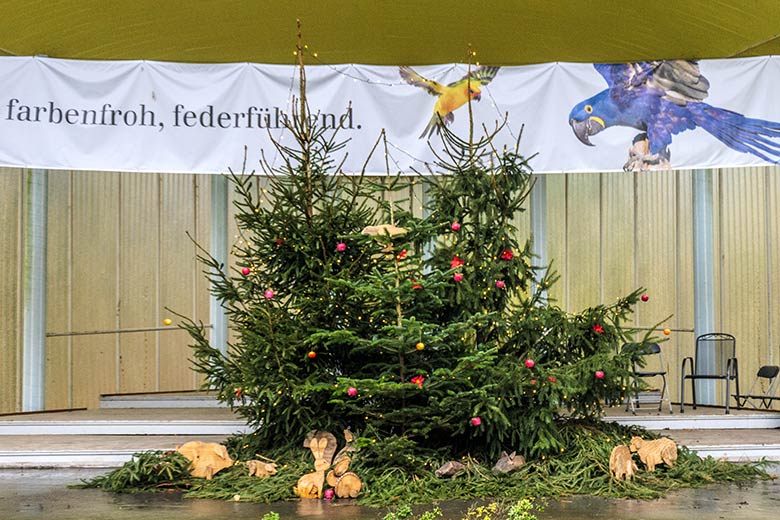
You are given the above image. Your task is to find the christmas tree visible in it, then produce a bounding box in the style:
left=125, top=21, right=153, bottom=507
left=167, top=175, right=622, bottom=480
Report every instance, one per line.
left=184, top=58, right=643, bottom=462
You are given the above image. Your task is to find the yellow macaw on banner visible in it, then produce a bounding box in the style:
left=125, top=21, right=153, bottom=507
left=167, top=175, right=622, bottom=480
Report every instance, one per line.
left=399, top=65, right=500, bottom=139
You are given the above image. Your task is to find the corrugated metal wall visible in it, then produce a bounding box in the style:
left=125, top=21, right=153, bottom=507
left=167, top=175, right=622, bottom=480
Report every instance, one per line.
left=1, top=166, right=779, bottom=412
left=0, top=168, right=23, bottom=413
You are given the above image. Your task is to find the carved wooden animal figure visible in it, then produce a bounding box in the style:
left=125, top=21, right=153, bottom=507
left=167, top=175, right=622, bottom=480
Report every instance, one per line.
left=304, top=430, right=338, bottom=466
left=176, top=441, right=233, bottom=480
left=609, top=444, right=637, bottom=480
left=293, top=470, right=325, bottom=499
left=492, top=451, right=526, bottom=473
left=294, top=430, right=339, bottom=499
left=435, top=460, right=465, bottom=479
left=629, top=436, right=678, bottom=472
left=247, top=460, right=277, bottom=477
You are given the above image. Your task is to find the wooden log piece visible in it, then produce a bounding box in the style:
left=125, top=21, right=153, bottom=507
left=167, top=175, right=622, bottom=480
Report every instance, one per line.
left=334, top=472, right=362, bottom=498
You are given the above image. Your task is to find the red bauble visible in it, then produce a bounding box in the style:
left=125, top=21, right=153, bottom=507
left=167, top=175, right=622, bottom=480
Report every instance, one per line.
left=525, top=359, right=535, bottom=369
left=451, top=222, right=461, bottom=231
left=500, top=249, right=514, bottom=261
left=336, top=242, right=347, bottom=252
left=641, top=294, right=649, bottom=302
left=264, top=289, right=275, bottom=299
left=241, top=267, right=251, bottom=276
left=595, top=370, right=605, bottom=380
left=307, top=351, right=317, bottom=359
left=347, top=386, right=357, bottom=397
left=470, top=416, right=482, bottom=427
left=495, top=280, right=505, bottom=289
left=323, top=489, right=335, bottom=500
left=453, top=272, right=464, bottom=282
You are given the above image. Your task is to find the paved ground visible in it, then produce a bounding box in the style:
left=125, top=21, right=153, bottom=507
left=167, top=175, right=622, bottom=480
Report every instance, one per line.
left=0, top=434, right=229, bottom=451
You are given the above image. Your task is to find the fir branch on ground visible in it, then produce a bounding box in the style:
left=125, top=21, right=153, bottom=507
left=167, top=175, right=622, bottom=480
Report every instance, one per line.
left=78, top=421, right=770, bottom=507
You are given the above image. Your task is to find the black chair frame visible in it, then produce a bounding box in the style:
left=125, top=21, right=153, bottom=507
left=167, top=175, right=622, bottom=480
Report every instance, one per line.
left=733, top=365, right=780, bottom=409
left=680, top=332, right=739, bottom=414
left=622, top=342, right=672, bottom=414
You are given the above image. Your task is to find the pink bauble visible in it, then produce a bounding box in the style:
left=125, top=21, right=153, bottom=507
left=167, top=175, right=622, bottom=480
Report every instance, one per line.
left=241, top=267, right=251, bottom=276
left=264, top=289, right=275, bottom=299
left=470, top=416, right=482, bottom=427
left=347, top=386, right=357, bottom=397
left=336, top=242, right=347, bottom=252
left=495, top=280, right=505, bottom=289
left=641, top=294, right=649, bottom=302
left=451, top=222, right=461, bottom=231
left=595, top=370, right=605, bottom=380
left=525, top=359, right=535, bottom=369
left=453, top=273, right=464, bottom=282
left=323, top=489, right=335, bottom=500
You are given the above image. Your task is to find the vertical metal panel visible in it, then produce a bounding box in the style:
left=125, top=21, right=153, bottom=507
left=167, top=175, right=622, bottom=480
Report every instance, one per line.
left=71, top=171, right=120, bottom=409
left=635, top=171, right=678, bottom=334
left=22, top=169, right=48, bottom=411
left=45, top=171, right=73, bottom=409
left=545, top=174, right=567, bottom=307
left=672, top=171, right=696, bottom=403
left=767, top=166, right=780, bottom=368
left=600, top=172, right=635, bottom=305
left=530, top=175, right=547, bottom=297
left=565, top=174, right=601, bottom=310
left=159, top=174, right=202, bottom=391
left=718, top=167, right=770, bottom=401
left=0, top=168, right=23, bottom=413
left=211, top=175, right=229, bottom=355
left=194, top=174, right=211, bottom=387
left=118, top=173, right=159, bottom=393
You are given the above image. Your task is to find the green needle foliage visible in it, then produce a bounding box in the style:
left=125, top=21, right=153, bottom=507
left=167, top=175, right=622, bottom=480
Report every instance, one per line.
left=182, top=104, right=645, bottom=463
left=80, top=421, right=769, bottom=506
left=133, top=70, right=768, bottom=506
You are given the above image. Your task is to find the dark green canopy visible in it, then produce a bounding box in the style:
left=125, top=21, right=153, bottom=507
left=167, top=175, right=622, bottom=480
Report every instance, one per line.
left=1, top=0, right=778, bottom=65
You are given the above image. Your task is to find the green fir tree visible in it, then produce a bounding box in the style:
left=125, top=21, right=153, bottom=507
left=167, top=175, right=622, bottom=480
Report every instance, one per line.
left=184, top=60, right=644, bottom=463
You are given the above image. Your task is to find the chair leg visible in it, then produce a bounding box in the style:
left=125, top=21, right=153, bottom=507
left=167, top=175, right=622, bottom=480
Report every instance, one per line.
left=680, top=376, right=685, bottom=413
left=725, top=377, right=730, bottom=415
left=691, top=377, right=697, bottom=410
left=658, top=374, right=668, bottom=412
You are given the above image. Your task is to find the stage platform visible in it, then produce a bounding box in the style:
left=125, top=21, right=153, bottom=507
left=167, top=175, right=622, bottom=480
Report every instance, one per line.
left=0, top=392, right=778, bottom=467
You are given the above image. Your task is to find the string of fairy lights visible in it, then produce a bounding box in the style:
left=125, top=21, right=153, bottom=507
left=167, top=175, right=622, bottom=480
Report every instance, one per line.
left=265, top=45, right=521, bottom=173
left=239, top=43, right=524, bottom=251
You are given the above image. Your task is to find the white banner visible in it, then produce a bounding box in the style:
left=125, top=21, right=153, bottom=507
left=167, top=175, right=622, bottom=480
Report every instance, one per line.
left=1, top=56, right=779, bottom=174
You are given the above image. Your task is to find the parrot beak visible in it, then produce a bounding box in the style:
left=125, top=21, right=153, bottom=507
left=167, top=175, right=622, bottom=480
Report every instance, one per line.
left=569, top=117, right=604, bottom=146
left=473, top=92, right=482, bottom=101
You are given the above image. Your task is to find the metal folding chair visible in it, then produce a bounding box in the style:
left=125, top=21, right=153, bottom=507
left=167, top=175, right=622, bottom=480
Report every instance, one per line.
left=680, top=333, right=739, bottom=414
left=733, top=365, right=780, bottom=409
left=622, top=342, right=672, bottom=414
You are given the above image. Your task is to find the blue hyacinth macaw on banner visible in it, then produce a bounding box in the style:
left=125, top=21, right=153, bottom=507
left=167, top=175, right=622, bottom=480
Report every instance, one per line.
left=568, top=60, right=780, bottom=171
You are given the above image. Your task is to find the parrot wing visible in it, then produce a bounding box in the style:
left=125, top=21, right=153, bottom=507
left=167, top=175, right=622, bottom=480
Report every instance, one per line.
left=399, top=66, right=446, bottom=97
left=449, top=65, right=501, bottom=87
left=595, top=61, right=710, bottom=106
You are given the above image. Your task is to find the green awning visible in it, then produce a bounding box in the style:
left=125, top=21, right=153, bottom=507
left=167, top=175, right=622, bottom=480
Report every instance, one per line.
left=1, top=0, right=778, bottom=65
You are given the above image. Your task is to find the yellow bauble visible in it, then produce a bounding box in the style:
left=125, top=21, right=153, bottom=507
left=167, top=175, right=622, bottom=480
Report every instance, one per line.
left=415, top=342, right=425, bottom=351
left=163, top=318, right=172, bottom=326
